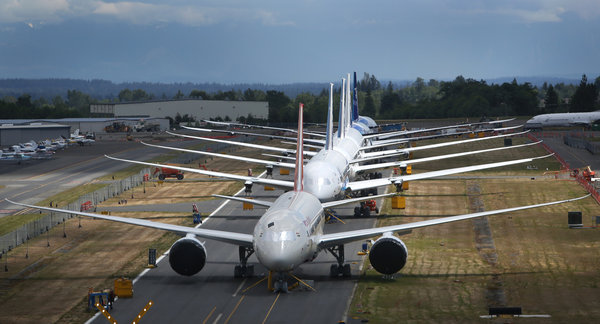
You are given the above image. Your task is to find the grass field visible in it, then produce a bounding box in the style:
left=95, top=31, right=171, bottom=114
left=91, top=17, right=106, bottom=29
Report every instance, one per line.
left=348, top=136, right=600, bottom=323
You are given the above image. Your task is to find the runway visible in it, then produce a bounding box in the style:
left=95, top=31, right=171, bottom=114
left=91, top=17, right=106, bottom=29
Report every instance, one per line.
left=88, top=172, right=384, bottom=324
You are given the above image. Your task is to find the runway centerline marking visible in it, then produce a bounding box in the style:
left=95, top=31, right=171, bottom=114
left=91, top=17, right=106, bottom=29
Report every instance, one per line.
left=232, top=278, right=247, bottom=297
left=212, top=313, right=222, bottom=324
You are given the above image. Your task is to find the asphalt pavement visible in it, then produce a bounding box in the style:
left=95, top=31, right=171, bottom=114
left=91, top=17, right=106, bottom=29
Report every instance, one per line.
left=87, top=174, right=384, bottom=324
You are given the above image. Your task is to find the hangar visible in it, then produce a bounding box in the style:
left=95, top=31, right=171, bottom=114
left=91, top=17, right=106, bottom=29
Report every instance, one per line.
left=0, top=123, right=70, bottom=147
left=0, top=118, right=169, bottom=147
left=90, top=99, right=269, bottom=121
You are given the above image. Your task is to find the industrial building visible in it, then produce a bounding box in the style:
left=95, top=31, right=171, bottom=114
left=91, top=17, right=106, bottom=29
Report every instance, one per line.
left=0, top=117, right=169, bottom=147
left=0, top=123, right=70, bottom=146
left=90, top=99, right=269, bottom=121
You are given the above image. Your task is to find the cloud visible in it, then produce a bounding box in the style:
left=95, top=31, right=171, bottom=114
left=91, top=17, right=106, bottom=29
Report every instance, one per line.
left=0, top=0, right=293, bottom=27
left=451, top=0, right=600, bottom=23
left=0, top=0, right=71, bottom=24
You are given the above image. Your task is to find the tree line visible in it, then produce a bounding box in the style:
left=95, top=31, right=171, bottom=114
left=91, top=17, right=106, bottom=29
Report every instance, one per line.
left=1, top=74, right=598, bottom=122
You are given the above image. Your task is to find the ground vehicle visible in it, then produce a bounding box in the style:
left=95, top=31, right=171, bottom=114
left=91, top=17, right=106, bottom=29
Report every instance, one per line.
left=153, top=165, right=184, bottom=180
left=353, top=199, right=379, bottom=217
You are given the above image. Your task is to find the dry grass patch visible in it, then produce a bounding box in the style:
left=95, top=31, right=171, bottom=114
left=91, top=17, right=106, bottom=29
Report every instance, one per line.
left=351, top=177, right=600, bottom=323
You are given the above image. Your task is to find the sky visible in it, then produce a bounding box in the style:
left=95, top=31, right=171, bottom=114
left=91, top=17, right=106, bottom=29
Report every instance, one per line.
left=0, top=0, right=599, bottom=84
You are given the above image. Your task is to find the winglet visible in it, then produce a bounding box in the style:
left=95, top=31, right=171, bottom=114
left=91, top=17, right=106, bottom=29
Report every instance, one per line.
left=325, top=83, right=334, bottom=150
left=294, top=103, right=304, bottom=192
left=352, top=71, right=359, bottom=122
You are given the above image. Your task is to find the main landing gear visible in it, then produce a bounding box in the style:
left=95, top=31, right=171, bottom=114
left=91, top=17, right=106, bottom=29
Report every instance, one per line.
left=234, top=246, right=254, bottom=278
left=327, top=245, right=351, bottom=277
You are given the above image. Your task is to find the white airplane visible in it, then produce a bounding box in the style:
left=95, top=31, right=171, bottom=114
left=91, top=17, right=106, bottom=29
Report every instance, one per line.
left=66, top=129, right=95, bottom=145
left=525, top=111, right=600, bottom=129
left=128, top=76, right=546, bottom=202
left=6, top=104, right=589, bottom=292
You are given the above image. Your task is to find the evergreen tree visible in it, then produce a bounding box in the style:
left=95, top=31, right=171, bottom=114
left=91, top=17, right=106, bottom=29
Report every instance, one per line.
left=544, top=84, right=559, bottom=113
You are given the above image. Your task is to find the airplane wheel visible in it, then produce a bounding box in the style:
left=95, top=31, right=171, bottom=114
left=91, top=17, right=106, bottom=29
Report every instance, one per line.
left=177, top=174, right=184, bottom=180
left=234, top=265, right=242, bottom=278
left=363, top=208, right=370, bottom=218
left=343, top=264, right=351, bottom=277
left=158, top=174, right=166, bottom=180
left=330, top=264, right=339, bottom=277
left=244, top=265, right=254, bottom=277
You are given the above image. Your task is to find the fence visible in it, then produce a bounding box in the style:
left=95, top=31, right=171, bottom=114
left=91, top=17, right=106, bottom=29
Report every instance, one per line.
left=564, top=135, right=600, bottom=154
left=528, top=133, right=600, bottom=205
left=0, top=168, right=150, bottom=257
left=0, top=134, right=257, bottom=256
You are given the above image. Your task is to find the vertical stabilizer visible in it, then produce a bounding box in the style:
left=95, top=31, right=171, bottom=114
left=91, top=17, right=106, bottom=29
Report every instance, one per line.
left=337, top=78, right=346, bottom=139
left=346, top=73, right=352, bottom=128
left=352, top=71, right=359, bottom=121
left=294, top=103, right=304, bottom=192
left=325, top=83, right=334, bottom=150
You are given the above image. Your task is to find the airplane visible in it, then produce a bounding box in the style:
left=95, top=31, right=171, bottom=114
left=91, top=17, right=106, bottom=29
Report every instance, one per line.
left=65, top=129, right=95, bottom=145
left=6, top=104, right=590, bottom=293
left=123, top=76, right=547, bottom=203
left=0, top=151, right=31, bottom=164
left=525, top=111, right=600, bottom=130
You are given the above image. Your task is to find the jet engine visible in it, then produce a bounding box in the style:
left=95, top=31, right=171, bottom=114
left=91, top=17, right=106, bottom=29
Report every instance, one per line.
left=368, top=234, right=408, bottom=275
left=169, top=236, right=207, bottom=276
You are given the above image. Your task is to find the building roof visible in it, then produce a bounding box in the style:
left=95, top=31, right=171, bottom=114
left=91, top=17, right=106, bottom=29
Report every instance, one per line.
left=0, top=117, right=165, bottom=125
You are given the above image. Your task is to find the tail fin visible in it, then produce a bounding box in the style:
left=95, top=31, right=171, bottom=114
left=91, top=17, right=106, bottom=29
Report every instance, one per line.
left=294, top=103, right=304, bottom=192
left=337, top=78, right=346, bottom=139
left=346, top=73, right=352, bottom=128
left=325, top=83, right=334, bottom=150
left=352, top=71, right=359, bottom=121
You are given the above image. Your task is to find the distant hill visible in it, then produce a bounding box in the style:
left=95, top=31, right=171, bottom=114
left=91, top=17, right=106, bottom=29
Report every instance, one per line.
left=0, top=76, right=586, bottom=100
left=0, top=78, right=331, bottom=100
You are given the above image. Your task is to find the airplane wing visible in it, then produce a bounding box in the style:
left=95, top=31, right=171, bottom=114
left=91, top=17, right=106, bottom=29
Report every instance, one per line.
left=105, top=155, right=295, bottom=189
left=359, top=130, right=530, bottom=158
left=166, top=131, right=318, bottom=157
left=5, top=199, right=254, bottom=247
left=318, top=194, right=589, bottom=248
left=201, top=120, right=326, bottom=138
left=213, top=192, right=399, bottom=209
left=321, top=192, right=398, bottom=209
left=212, top=194, right=273, bottom=207
left=363, top=118, right=516, bottom=140
left=368, top=125, right=523, bottom=148
left=345, top=154, right=553, bottom=192
left=140, top=141, right=295, bottom=169
left=181, top=126, right=325, bottom=145
left=353, top=141, right=540, bottom=173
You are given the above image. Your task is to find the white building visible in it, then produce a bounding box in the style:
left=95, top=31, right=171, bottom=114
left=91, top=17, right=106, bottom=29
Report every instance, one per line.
left=91, top=99, right=269, bottom=121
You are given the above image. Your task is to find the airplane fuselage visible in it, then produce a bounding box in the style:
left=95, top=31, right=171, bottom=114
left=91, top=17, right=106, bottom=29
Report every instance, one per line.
left=303, top=125, right=368, bottom=201
left=253, top=179, right=325, bottom=272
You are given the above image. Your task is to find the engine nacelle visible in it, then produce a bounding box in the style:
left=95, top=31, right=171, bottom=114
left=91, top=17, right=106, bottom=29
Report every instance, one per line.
left=169, top=236, right=207, bottom=276
left=369, top=234, right=408, bottom=275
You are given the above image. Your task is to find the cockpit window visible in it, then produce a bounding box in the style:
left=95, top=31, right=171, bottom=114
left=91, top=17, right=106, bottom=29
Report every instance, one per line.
left=268, top=222, right=274, bottom=228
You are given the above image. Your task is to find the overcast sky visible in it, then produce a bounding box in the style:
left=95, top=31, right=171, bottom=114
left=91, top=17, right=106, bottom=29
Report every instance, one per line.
left=0, top=0, right=599, bottom=84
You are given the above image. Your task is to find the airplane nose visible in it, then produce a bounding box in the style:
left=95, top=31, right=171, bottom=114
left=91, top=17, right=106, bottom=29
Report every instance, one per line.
left=256, top=240, right=300, bottom=272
